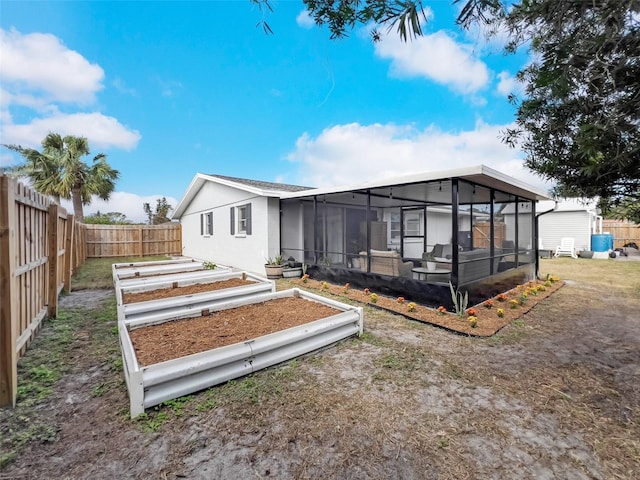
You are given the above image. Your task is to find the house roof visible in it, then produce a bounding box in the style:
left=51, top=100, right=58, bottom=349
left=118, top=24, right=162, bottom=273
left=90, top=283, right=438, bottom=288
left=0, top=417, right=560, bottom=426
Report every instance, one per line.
left=172, top=165, right=551, bottom=219
left=280, top=164, right=551, bottom=203
left=172, top=173, right=312, bottom=219
left=207, top=174, right=312, bottom=193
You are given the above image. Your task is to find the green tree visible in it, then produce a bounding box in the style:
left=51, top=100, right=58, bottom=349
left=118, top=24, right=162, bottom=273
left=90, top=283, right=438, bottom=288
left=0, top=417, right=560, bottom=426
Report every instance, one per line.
left=84, top=211, right=130, bottom=225
left=3, top=133, right=120, bottom=222
left=496, top=0, right=640, bottom=222
left=253, top=0, right=433, bottom=41
left=295, top=0, right=640, bottom=222
left=143, top=197, right=173, bottom=225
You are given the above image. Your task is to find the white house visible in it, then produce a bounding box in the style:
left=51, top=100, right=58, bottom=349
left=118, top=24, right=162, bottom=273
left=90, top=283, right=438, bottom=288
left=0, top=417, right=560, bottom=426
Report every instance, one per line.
left=173, top=166, right=550, bottom=308
left=171, top=174, right=310, bottom=273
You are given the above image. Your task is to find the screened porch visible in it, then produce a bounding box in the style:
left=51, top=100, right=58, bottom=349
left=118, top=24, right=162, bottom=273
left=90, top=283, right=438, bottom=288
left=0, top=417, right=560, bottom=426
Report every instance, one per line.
left=279, top=169, right=544, bottom=308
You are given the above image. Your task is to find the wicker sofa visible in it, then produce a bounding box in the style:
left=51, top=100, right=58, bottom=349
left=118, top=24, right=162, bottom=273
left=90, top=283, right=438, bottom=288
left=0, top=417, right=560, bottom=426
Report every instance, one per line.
left=421, top=243, right=455, bottom=270
left=458, top=249, right=501, bottom=283
left=358, top=249, right=413, bottom=278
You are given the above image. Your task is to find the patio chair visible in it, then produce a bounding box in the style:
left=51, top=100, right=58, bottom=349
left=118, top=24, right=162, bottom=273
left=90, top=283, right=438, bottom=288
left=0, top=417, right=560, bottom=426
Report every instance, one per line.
left=554, top=238, right=577, bottom=258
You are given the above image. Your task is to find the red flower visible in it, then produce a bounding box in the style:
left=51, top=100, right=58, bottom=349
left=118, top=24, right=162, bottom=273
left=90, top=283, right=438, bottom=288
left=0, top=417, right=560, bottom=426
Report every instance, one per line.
left=397, top=296, right=405, bottom=303
left=467, top=308, right=478, bottom=316
left=364, top=288, right=370, bottom=294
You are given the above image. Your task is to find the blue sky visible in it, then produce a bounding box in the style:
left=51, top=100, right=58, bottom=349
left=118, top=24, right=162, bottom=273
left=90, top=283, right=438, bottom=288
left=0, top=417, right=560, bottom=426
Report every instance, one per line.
left=0, top=0, right=543, bottom=222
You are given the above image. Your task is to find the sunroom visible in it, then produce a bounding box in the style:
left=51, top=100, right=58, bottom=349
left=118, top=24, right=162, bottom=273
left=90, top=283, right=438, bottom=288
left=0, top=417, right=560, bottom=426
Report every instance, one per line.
left=279, top=165, right=549, bottom=309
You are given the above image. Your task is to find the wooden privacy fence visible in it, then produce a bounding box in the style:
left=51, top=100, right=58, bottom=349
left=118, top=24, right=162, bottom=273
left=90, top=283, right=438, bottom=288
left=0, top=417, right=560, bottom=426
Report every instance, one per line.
left=1, top=175, right=87, bottom=407
left=85, top=223, right=182, bottom=257
left=602, top=219, right=640, bottom=248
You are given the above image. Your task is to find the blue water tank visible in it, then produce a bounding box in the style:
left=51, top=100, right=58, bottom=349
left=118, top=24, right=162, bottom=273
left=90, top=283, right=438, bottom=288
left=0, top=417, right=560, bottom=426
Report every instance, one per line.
left=591, top=234, right=613, bottom=252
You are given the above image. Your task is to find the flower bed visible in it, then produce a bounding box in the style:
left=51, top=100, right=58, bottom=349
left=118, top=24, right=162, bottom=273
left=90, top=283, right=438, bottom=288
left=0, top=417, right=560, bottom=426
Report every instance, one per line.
left=291, top=276, right=564, bottom=337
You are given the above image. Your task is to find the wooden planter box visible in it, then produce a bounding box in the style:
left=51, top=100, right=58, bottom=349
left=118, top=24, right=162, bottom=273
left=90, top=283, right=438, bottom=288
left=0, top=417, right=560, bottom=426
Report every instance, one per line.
left=119, top=289, right=363, bottom=418
left=116, top=271, right=274, bottom=326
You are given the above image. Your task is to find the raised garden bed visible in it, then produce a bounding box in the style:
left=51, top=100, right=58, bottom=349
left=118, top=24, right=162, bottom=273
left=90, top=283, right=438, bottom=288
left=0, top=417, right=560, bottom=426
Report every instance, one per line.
left=116, top=272, right=274, bottom=326
left=112, top=258, right=232, bottom=283
left=115, top=267, right=233, bottom=290
left=119, top=288, right=363, bottom=418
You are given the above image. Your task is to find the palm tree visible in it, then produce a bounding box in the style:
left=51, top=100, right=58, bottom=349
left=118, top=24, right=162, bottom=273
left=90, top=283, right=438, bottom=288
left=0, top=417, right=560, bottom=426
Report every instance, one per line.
left=3, top=133, right=120, bottom=222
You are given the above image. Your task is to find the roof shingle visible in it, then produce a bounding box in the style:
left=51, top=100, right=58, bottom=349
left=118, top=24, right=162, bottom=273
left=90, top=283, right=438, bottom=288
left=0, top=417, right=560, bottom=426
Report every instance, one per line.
left=208, top=174, right=312, bottom=193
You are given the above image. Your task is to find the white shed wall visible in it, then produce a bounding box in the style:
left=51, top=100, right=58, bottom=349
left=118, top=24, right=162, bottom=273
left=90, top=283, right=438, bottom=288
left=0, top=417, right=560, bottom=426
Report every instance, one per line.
left=180, top=182, right=278, bottom=274
left=539, top=211, right=592, bottom=251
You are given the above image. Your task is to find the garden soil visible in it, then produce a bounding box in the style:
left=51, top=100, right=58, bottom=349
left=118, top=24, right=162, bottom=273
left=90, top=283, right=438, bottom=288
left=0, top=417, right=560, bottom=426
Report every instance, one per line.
left=1, top=261, right=639, bottom=479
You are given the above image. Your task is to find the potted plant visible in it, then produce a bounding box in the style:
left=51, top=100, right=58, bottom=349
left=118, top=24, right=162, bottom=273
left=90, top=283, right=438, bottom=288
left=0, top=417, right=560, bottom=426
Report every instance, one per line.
left=421, top=251, right=437, bottom=271
left=264, top=255, right=284, bottom=279
left=281, top=256, right=303, bottom=278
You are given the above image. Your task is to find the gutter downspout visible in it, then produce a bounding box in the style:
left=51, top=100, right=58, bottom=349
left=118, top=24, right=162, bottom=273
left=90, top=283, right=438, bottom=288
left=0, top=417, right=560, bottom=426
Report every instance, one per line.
left=535, top=201, right=557, bottom=279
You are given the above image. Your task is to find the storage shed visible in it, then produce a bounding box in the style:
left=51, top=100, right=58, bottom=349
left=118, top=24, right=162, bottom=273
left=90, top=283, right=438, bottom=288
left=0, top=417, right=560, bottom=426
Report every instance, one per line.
left=537, top=198, right=601, bottom=253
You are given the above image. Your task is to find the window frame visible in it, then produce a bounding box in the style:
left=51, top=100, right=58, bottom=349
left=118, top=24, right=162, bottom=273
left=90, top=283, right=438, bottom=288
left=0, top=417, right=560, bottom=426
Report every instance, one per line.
left=201, top=211, right=213, bottom=236
left=230, top=203, right=252, bottom=236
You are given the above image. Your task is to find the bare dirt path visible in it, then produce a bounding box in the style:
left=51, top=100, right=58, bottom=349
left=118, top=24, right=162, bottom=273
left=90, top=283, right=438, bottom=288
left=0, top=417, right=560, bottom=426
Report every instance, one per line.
left=1, top=258, right=639, bottom=479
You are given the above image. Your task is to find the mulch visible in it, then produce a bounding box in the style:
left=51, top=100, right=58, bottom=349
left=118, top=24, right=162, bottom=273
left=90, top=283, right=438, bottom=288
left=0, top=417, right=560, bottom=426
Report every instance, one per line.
left=290, top=277, right=564, bottom=337
left=129, top=297, right=341, bottom=366
left=122, top=278, right=256, bottom=304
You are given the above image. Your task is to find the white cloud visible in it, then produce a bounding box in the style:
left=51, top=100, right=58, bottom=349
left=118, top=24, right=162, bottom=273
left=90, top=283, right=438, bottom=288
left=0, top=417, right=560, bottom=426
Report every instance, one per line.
left=0, top=28, right=104, bottom=104
left=0, top=29, right=141, bottom=154
left=496, top=70, right=522, bottom=98
left=60, top=192, right=179, bottom=224
left=374, top=30, right=490, bottom=94
left=1, top=112, right=141, bottom=150
left=286, top=121, right=550, bottom=192
left=296, top=9, right=314, bottom=29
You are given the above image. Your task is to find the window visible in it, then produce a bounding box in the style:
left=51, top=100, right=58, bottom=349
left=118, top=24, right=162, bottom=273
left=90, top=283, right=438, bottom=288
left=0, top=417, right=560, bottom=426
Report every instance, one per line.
left=201, top=212, right=213, bottom=236
left=230, top=203, right=252, bottom=235
left=404, top=211, right=423, bottom=236
left=237, top=205, right=248, bottom=234
left=390, top=212, right=401, bottom=241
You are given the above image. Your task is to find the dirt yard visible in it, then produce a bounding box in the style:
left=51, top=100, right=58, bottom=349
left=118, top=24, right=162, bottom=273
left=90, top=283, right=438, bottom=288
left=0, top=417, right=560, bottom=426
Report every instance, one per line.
left=1, top=257, right=639, bottom=479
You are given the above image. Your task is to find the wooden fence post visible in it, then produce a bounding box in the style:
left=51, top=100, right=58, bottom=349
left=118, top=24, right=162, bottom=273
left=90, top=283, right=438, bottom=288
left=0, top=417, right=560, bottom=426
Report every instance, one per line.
left=47, top=204, right=59, bottom=318
left=0, top=176, right=18, bottom=407
left=64, top=215, right=74, bottom=293
left=138, top=225, right=143, bottom=256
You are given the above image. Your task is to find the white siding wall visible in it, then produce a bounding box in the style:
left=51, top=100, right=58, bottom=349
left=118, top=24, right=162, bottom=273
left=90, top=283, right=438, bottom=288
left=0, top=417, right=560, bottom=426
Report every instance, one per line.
left=281, top=201, right=304, bottom=261
left=267, top=197, right=282, bottom=259
left=539, top=211, right=592, bottom=251
left=180, top=182, right=277, bottom=274
left=426, top=211, right=453, bottom=248
left=505, top=213, right=533, bottom=249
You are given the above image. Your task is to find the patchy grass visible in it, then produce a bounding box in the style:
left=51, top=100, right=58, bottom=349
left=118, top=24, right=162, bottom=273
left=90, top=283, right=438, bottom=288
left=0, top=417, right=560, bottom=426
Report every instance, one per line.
left=540, top=256, right=640, bottom=298
left=2, top=256, right=639, bottom=478
left=0, top=298, right=121, bottom=467
left=72, top=256, right=169, bottom=289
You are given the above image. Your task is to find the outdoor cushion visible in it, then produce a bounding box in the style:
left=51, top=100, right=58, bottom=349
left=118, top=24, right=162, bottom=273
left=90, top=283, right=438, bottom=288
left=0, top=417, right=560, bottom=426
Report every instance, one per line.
left=358, top=250, right=413, bottom=278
